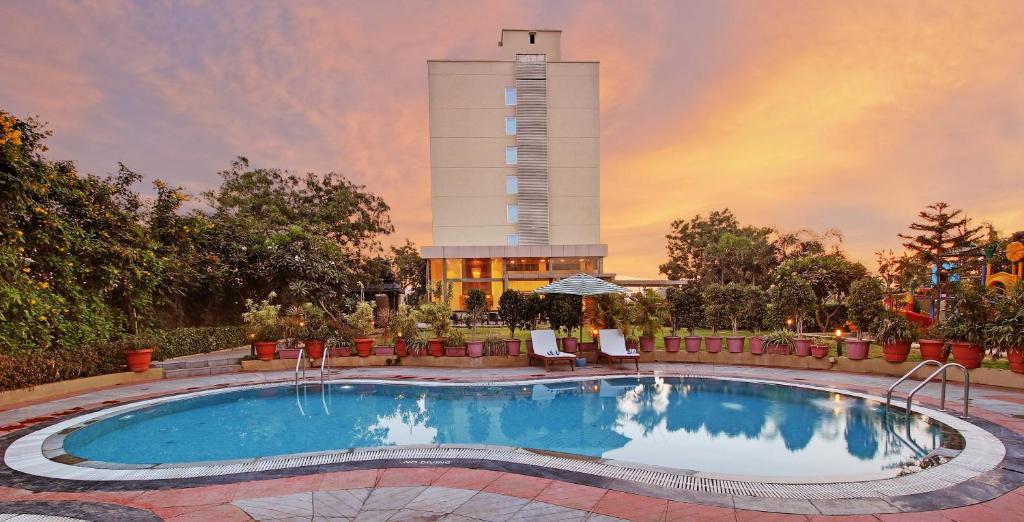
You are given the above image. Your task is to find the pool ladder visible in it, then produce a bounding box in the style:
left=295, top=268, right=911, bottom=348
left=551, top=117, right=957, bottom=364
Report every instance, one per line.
left=293, top=347, right=308, bottom=385
left=885, top=360, right=970, bottom=419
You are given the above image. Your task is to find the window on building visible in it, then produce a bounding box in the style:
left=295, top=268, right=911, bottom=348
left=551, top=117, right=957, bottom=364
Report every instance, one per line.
left=505, top=116, right=516, bottom=135
left=507, top=258, right=545, bottom=272
left=506, top=204, right=518, bottom=224
left=505, top=146, right=517, bottom=165
left=504, top=87, right=517, bottom=106
left=506, top=234, right=519, bottom=246
left=506, top=175, right=518, bottom=194
left=529, top=32, right=536, bottom=44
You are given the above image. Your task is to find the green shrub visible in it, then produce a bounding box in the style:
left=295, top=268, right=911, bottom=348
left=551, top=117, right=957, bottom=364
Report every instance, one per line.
left=0, top=343, right=125, bottom=391
left=148, top=325, right=247, bottom=361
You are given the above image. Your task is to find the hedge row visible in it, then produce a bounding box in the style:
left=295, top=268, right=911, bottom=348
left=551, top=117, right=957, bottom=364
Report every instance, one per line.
left=149, top=325, right=248, bottom=361
left=0, top=326, right=248, bottom=392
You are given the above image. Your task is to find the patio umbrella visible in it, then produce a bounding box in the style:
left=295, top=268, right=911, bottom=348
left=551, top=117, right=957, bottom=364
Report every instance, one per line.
left=534, top=273, right=628, bottom=342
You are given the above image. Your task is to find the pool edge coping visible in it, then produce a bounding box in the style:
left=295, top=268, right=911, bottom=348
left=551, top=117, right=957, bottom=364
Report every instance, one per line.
left=2, top=374, right=1006, bottom=504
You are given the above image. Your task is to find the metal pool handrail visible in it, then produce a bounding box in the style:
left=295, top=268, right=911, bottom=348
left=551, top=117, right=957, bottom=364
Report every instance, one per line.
left=320, top=346, right=331, bottom=383
left=886, top=360, right=943, bottom=412
left=294, top=347, right=306, bottom=385
left=906, top=363, right=969, bottom=419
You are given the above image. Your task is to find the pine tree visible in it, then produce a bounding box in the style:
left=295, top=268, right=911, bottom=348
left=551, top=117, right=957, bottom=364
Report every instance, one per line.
left=898, top=202, right=983, bottom=305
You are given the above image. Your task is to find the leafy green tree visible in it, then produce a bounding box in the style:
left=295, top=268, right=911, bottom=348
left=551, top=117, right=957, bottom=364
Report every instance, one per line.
left=545, top=294, right=582, bottom=337
left=769, top=274, right=816, bottom=337
left=660, top=209, right=776, bottom=285
left=497, top=291, right=529, bottom=339
left=845, top=277, right=886, bottom=340
left=774, top=253, right=867, bottom=331
left=741, top=285, right=769, bottom=334
left=701, top=283, right=729, bottom=334
left=628, top=289, right=670, bottom=339
left=666, top=285, right=703, bottom=336
left=391, top=239, right=427, bottom=305
left=898, top=202, right=983, bottom=305
left=465, top=289, right=487, bottom=335
left=0, top=112, right=160, bottom=352
left=719, top=283, right=749, bottom=335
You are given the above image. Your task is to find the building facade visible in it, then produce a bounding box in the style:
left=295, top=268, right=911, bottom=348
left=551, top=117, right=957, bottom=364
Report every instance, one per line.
left=423, top=29, right=609, bottom=310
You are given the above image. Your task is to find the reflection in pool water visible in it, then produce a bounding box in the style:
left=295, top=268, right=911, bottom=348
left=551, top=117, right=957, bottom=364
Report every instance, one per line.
left=63, top=377, right=953, bottom=477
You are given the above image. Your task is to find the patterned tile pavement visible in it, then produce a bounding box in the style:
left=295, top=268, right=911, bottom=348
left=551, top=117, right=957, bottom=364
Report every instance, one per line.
left=2, top=363, right=1024, bottom=520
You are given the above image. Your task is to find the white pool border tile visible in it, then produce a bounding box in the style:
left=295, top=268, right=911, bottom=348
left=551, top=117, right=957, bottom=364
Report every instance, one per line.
left=3, top=375, right=1006, bottom=500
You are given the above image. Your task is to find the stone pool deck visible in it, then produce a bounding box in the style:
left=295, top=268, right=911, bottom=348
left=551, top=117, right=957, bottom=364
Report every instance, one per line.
left=1, top=363, right=1024, bottom=521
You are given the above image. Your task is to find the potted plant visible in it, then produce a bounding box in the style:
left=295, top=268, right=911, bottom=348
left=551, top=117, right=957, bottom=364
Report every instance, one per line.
left=413, top=302, right=451, bottom=357
left=374, top=307, right=397, bottom=355
left=918, top=322, right=949, bottom=362
left=762, top=330, right=795, bottom=355
left=987, top=285, right=1024, bottom=373
left=243, top=293, right=282, bottom=361
left=483, top=335, right=507, bottom=356
left=938, top=281, right=990, bottom=369
left=744, top=286, right=768, bottom=355
left=546, top=294, right=582, bottom=352
left=444, top=329, right=467, bottom=356
left=465, top=289, right=487, bottom=358
left=844, top=277, right=886, bottom=360
left=327, top=338, right=352, bottom=358
left=873, top=312, right=917, bottom=363
left=498, top=290, right=528, bottom=356
left=770, top=275, right=816, bottom=357
left=628, top=289, right=669, bottom=352
left=393, top=304, right=417, bottom=357
left=345, top=301, right=376, bottom=357
left=406, top=334, right=430, bottom=356
left=810, top=337, right=832, bottom=359
left=665, top=286, right=699, bottom=353
left=702, top=283, right=727, bottom=353
left=301, top=304, right=329, bottom=360
left=119, top=333, right=159, bottom=372
left=722, top=283, right=750, bottom=354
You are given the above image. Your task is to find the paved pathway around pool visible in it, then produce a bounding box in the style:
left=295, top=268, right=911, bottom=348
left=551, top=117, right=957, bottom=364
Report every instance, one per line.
left=3, top=363, right=1024, bottom=521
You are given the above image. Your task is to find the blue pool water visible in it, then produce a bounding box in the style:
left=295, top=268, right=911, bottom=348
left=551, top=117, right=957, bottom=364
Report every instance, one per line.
left=63, top=377, right=955, bottom=477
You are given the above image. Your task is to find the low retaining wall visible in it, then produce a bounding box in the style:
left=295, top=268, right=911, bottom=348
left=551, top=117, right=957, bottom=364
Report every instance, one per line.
left=241, top=351, right=1024, bottom=389
left=646, top=351, right=1024, bottom=389
left=0, top=368, right=164, bottom=409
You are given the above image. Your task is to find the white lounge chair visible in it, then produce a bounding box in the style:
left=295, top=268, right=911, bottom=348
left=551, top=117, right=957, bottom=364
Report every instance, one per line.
left=529, top=330, right=576, bottom=372
left=598, top=329, right=640, bottom=371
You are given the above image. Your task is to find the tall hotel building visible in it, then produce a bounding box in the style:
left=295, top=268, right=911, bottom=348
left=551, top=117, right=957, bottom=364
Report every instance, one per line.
left=422, top=29, right=609, bottom=310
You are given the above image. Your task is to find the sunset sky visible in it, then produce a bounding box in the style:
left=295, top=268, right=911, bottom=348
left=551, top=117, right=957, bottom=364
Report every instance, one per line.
left=2, top=1, right=1022, bottom=278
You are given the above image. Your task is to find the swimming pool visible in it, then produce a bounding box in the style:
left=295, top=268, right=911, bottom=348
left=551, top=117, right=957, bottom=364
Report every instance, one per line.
left=60, top=377, right=957, bottom=479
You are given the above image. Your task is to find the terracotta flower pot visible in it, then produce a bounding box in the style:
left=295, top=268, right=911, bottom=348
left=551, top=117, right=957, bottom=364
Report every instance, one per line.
left=304, top=339, right=325, bottom=360
left=726, top=336, right=745, bottom=354
left=704, top=336, right=723, bottom=353
left=918, top=339, right=948, bottom=363
left=254, top=341, right=277, bottom=361
left=749, top=336, right=764, bottom=355
left=467, top=340, right=484, bottom=358
left=664, top=336, right=681, bottom=353
left=526, top=339, right=533, bottom=353
left=883, top=342, right=911, bottom=363
left=810, top=344, right=828, bottom=358
left=375, top=346, right=395, bottom=356
left=951, top=342, right=982, bottom=369
left=279, top=347, right=302, bottom=359
left=505, top=339, right=522, bottom=356
left=561, top=337, right=578, bottom=353
left=626, top=339, right=640, bottom=351
left=445, top=346, right=466, bottom=357
left=354, top=338, right=374, bottom=357
left=1008, top=349, right=1024, bottom=373
left=395, top=337, right=408, bottom=357
left=793, top=338, right=812, bottom=357
left=328, top=347, right=350, bottom=357
left=124, top=348, right=153, bottom=372
left=684, top=336, right=702, bottom=353
left=428, top=338, right=444, bottom=357
left=765, top=343, right=792, bottom=355
left=845, top=339, right=869, bottom=360
left=639, top=337, right=656, bottom=352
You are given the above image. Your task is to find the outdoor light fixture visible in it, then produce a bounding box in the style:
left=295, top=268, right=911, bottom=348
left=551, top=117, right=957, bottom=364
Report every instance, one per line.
left=835, top=329, right=844, bottom=357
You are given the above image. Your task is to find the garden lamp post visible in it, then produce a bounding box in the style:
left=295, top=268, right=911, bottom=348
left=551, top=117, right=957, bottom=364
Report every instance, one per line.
left=835, top=329, right=844, bottom=357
